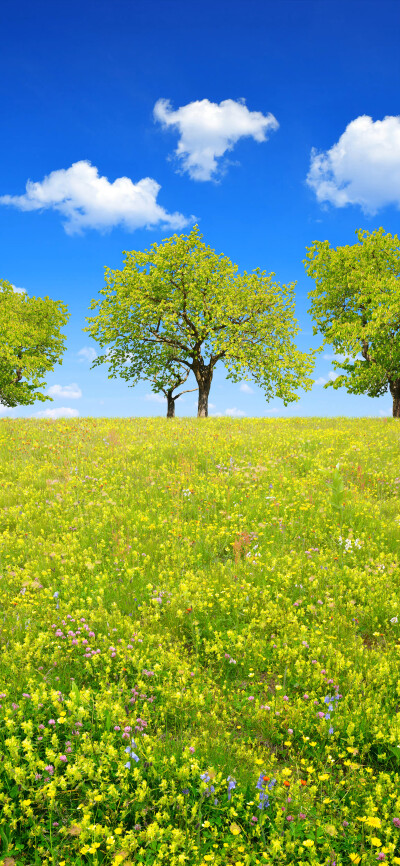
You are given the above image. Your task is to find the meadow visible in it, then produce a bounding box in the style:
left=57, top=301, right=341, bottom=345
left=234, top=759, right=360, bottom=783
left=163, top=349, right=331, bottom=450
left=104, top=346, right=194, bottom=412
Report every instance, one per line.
left=0, top=416, right=399, bottom=866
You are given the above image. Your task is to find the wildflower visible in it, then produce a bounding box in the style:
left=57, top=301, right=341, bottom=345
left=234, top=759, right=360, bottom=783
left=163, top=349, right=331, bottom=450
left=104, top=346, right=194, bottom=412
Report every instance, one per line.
left=227, top=776, right=236, bottom=800
left=189, top=746, right=195, bottom=753
left=371, top=838, right=382, bottom=847
left=376, top=855, right=386, bottom=862
left=48, top=719, right=56, bottom=726
left=251, top=816, right=258, bottom=823
left=230, top=823, right=241, bottom=835
left=391, top=616, right=398, bottom=624
left=299, top=813, right=306, bottom=819
left=393, top=817, right=400, bottom=828
left=303, top=839, right=314, bottom=847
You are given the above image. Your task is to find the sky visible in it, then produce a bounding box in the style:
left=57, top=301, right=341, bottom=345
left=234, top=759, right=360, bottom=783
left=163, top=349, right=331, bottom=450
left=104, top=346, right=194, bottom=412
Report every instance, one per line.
left=1, top=0, right=399, bottom=420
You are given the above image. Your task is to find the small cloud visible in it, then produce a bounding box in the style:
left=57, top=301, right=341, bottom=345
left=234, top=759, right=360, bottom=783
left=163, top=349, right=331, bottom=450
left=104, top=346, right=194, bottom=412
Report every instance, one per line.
left=307, top=114, right=400, bottom=214
left=47, top=383, right=82, bottom=399
left=77, top=347, right=97, bottom=363
left=30, top=407, right=80, bottom=419
left=323, top=353, right=361, bottom=362
left=11, top=284, right=27, bottom=294
left=0, top=405, right=14, bottom=414
left=154, top=97, right=279, bottom=181
left=225, top=407, right=246, bottom=417
left=0, top=160, right=192, bottom=235
left=314, top=371, right=341, bottom=386
left=240, top=382, right=253, bottom=393
left=145, top=393, right=166, bottom=404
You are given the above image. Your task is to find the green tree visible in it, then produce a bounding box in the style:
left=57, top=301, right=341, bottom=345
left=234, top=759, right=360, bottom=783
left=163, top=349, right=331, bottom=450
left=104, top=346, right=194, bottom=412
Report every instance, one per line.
left=153, top=364, right=197, bottom=418
left=83, top=226, right=316, bottom=417
left=304, top=227, right=400, bottom=417
left=0, top=280, right=70, bottom=408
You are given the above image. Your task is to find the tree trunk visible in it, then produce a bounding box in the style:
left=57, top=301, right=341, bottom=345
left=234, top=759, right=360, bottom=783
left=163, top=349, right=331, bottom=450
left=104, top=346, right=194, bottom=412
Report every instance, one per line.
left=389, top=378, right=400, bottom=417
left=166, top=392, right=175, bottom=418
left=197, top=374, right=213, bottom=418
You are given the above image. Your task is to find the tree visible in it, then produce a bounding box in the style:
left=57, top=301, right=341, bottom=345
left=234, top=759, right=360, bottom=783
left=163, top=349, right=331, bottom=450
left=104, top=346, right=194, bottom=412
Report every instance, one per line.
left=304, top=227, right=400, bottom=417
left=146, top=349, right=197, bottom=417
left=83, top=225, right=316, bottom=417
left=0, top=280, right=70, bottom=408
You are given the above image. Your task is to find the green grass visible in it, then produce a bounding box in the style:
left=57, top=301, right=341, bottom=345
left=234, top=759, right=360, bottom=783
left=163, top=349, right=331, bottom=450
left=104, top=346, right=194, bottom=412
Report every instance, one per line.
left=0, top=416, right=400, bottom=866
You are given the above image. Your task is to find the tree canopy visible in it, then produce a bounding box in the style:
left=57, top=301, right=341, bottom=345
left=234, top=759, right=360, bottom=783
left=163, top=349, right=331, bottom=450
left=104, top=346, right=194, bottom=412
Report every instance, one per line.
left=304, top=227, right=400, bottom=417
left=0, top=280, right=70, bottom=408
left=83, top=225, right=316, bottom=416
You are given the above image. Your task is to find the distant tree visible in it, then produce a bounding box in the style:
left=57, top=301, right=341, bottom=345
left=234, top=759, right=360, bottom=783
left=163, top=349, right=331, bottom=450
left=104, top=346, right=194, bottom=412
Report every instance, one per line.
left=0, top=279, right=70, bottom=408
left=83, top=225, right=316, bottom=417
left=304, top=228, right=400, bottom=417
left=150, top=360, right=197, bottom=418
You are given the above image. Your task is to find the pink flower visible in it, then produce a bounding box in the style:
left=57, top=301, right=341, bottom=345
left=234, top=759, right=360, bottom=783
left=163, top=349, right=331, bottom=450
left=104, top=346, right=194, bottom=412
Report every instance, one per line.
left=189, top=746, right=195, bottom=753
left=393, top=817, right=400, bottom=828
left=317, top=711, right=325, bottom=718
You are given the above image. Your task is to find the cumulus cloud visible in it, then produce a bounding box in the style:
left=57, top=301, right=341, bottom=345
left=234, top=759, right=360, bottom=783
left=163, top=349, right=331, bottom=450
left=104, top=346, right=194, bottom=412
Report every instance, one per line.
left=225, top=407, right=246, bottom=417
left=0, top=160, right=192, bottom=235
left=145, top=393, right=166, bottom=404
left=47, top=383, right=82, bottom=399
left=77, top=347, right=97, bottom=363
left=154, top=97, right=279, bottom=181
left=11, top=284, right=27, bottom=294
left=31, top=407, right=80, bottom=419
left=240, top=382, right=254, bottom=393
left=314, top=371, right=341, bottom=385
left=307, top=115, right=400, bottom=213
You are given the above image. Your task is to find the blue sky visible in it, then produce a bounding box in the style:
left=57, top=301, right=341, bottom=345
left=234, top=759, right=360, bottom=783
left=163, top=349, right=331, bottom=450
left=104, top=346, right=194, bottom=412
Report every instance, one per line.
left=1, top=0, right=399, bottom=419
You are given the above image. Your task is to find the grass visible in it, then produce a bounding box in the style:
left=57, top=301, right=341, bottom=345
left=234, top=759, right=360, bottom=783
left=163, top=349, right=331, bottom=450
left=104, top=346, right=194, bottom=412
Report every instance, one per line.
left=0, top=415, right=400, bottom=866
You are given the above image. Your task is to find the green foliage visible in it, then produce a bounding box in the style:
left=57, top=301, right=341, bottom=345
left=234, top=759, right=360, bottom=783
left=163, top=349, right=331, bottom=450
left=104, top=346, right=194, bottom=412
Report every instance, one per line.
left=330, top=463, right=345, bottom=525
left=0, top=279, right=70, bottom=408
left=83, top=226, right=317, bottom=412
left=304, top=227, right=400, bottom=404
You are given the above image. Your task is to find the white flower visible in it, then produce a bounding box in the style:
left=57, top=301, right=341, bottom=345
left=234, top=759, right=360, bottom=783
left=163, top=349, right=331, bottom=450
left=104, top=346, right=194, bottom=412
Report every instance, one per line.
left=390, top=616, right=398, bottom=624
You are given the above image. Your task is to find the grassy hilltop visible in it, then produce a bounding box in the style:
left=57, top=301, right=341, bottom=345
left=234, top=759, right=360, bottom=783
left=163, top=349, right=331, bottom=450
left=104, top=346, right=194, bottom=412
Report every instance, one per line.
left=0, top=417, right=399, bottom=866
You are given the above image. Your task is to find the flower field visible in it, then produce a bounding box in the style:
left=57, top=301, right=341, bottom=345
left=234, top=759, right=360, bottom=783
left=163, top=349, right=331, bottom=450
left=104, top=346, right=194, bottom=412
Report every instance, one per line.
left=0, top=416, right=400, bottom=866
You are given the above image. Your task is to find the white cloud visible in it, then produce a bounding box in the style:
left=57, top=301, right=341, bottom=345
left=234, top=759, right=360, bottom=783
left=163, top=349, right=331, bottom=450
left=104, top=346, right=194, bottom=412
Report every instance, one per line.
left=47, top=383, right=82, bottom=399
left=314, top=371, right=341, bottom=385
left=0, top=160, right=192, bottom=235
left=77, top=347, right=97, bottom=363
left=323, top=353, right=361, bottom=362
left=0, top=405, right=14, bottom=414
left=225, top=407, right=246, bottom=417
left=154, top=97, right=279, bottom=181
left=240, top=382, right=254, bottom=394
left=307, top=115, right=400, bottom=214
left=145, top=393, right=166, bottom=403
left=31, top=407, right=80, bottom=419
left=11, top=284, right=27, bottom=294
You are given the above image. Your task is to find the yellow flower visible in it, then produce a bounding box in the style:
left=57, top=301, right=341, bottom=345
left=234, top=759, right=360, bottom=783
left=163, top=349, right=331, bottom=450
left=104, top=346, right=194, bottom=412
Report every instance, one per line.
left=349, top=855, right=361, bottom=864
left=230, top=823, right=241, bottom=835
left=303, top=839, right=315, bottom=848
left=371, top=838, right=382, bottom=847
left=318, top=773, right=330, bottom=781
left=366, top=816, right=381, bottom=828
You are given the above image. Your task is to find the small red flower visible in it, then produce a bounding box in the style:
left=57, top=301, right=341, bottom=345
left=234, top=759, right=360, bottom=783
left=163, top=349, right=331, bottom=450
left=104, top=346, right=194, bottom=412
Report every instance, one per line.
left=299, top=779, right=307, bottom=786
left=283, top=780, right=290, bottom=787
left=187, top=607, right=193, bottom=613
left=263, top=776, right=270, bottom=782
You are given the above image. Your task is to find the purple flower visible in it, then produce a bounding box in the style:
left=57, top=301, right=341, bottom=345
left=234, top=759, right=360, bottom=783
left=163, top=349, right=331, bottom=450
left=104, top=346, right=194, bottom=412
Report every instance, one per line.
left=376, top=854, right=386, bottom=861
left=227, top=776, right=236, bottom=800
left=59, top=755, right=67, bottom=762
left=299, top=812, right=306, bottom=820
left=45, top=765, right=54, bottom=775
left=393, top=817, right=400, bottom=828
left=286, top=815, right=294, bottom=822
left=343, top=821, right=349, bottom=827
left=317, top=712, right=325, bottom=718
left=48, top=719, right=56, bottom=726
left=251, top=816, right=258, bottom=823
